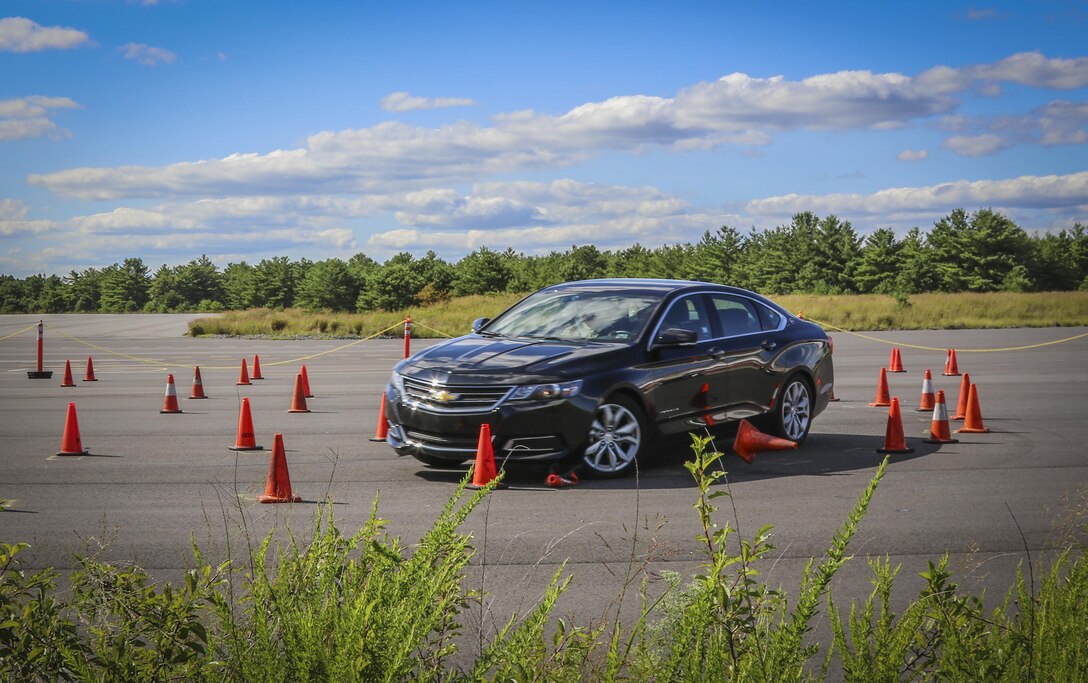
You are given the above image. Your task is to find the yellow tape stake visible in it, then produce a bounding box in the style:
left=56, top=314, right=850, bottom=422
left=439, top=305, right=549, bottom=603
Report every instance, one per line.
left=805, top=316, right=1088, bottom=353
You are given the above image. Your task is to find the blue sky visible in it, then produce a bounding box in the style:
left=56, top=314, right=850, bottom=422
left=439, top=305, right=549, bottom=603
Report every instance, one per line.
left=2, top=1, right=1087, bottom=277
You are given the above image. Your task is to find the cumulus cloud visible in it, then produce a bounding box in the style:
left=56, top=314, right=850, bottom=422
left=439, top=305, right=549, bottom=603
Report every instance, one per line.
left=0, top=95, right=81, bottom=141
left=0, top=199, right=56, bottom=236
left=381, top=92, right=477, bottom=112
left=0, top=17, right=89, bottom=52
left=897, top=149, right=928, bottom=161
left=120, top=42, right=176, bottom=66
left=943, top=134, right=1006, bottom=156
left=745, top=171, right=1088, bottom=220
left=26, top=51, right=1088, bottom=202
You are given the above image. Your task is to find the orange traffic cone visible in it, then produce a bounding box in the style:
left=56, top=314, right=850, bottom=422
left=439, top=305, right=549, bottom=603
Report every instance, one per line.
left=251, top=354, right=264, bottom=380
left=546, top=471, right=579, bottom=488
left=924, top=390, right=959, bottom=444
left=952, top=372, right=971, bottom=420
left=300, top=364, right=313, bottom=398
left=828, top=383, right=840, bottom=402
left=60, top=359, right=75, bottom=387
left=56, top=402, right=89, bottom=456
left=287, top=373, right=310, bottom=413
left=877, top=397, right=914, bottom=454
left=868, top=367, right=892, bottom=407
left=229, top=397, right=263, bottom=451
left=915, top=369, right=935, bottom=412
left=258, top=433, right=302, bottom=503
left=83, top=356, right=97, bottom=382
left=160, top=373, right=183, bottom=413
left=888, top=347, right=906, bottom=373
left=955, top=384, right=990, bottom=434
left=189, top=365, right=208, bottom=399
left=237, top=358, right=251, bottom=385
left=732, top=418, right=798, bottom=463
left=369, top=395, right=389, bottom=441
left=467, top=423, right=503, bottom=489
left=943, top=349, right=961, bottom=376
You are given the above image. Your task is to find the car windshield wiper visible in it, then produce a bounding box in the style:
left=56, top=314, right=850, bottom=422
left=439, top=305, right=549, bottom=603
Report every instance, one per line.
left=477, top=329, right=504, bottom=338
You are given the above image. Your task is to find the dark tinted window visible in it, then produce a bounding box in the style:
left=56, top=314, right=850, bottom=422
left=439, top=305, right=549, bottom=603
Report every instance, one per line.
left=658, top=295, right=711, bottom=341
left=708, top=295, right=761, bottom=337
left=756, top=303, right=783, bottom=331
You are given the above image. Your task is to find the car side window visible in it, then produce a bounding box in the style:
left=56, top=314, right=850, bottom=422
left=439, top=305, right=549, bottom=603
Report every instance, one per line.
left=660, top=296, right=711, bottom=341
left=709, top=295, right=761, bottom=337
left=756, top=303, right=783, bottom=331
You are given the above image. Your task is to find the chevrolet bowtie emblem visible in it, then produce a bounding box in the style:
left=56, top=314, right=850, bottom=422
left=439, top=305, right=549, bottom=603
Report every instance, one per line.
left=429, top=389, right=459, bottom=403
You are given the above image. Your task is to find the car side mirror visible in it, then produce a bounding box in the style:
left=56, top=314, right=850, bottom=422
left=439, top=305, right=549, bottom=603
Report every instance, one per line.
left=651, top=327, right=698, bottom=348
left=471, top=317, right=491, bottom=333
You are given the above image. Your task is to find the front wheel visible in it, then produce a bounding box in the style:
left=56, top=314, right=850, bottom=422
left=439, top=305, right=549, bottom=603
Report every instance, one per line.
left=769, top=375, right=812, bottom=443
left=581, top=395, right=646, bottom=477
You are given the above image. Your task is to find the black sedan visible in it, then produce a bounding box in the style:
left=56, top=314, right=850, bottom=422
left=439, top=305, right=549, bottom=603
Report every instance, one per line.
left=382, top=278, right=834, bottom=477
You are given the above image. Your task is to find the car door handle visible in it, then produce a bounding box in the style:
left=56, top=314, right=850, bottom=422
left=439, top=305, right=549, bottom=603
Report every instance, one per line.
left=760, top=340, right=777, bottom=351
left=708, top=347, right=725, bottom=359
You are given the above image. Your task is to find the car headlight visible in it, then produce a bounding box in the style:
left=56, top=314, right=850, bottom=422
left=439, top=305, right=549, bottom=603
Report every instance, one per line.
left=509, top=380, right=582, bottom=401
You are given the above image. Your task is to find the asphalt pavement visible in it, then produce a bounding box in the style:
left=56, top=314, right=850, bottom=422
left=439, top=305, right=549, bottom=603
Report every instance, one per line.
left=2, top=313, right=1086, bottom=656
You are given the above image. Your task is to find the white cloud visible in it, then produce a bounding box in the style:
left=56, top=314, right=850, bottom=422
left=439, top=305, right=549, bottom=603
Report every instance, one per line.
left=943, top=134, right=1006, bottom=156
left=0, top=199, right=55, bottom=236
left=381, top=92, right=477, bottom=112
left=897, top=149, right=928, bottom=161
left=745, top=171, right=1088, bottom=219
left=0, top=95, right=81, bottom=141
left=120, top=42, right=176, bottom=66
left=22, top=51, right=1088, bottom=206
left=0, top=17, right=89, bottom=52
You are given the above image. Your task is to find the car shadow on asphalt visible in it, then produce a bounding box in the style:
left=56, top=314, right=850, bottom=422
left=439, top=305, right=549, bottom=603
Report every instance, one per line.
left=412, top=431, right=939, bottom=491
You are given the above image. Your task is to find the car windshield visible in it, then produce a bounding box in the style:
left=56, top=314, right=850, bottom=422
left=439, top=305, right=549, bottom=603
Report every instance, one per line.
left=485, top=290, right=662, bottom=342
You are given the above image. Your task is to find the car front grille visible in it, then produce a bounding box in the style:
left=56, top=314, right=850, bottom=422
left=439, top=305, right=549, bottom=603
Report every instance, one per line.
left=401, top=377, right=513, bottom=412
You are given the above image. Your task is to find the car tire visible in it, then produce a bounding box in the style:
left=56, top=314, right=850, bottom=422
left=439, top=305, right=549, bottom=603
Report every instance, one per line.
left=767, top=374, right=813, bottom=444
left=580, top=395, right=646, bottom=478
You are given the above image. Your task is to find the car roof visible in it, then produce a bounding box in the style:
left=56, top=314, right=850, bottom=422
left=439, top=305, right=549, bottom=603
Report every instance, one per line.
left=543, top=278, right=762, bottom=298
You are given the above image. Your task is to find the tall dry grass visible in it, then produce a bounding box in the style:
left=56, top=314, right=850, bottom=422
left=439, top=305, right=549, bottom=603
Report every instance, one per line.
left=189, top=291, right=1088, bottom=338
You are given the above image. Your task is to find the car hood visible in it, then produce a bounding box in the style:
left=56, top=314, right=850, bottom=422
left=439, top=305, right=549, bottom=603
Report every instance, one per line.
left=402, top=335, right=620, bottom=378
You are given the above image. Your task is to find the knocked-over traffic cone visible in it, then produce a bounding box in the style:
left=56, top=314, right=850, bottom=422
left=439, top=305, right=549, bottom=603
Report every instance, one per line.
left=546, top=472, right=579, bottom=488
left=888, top=347, right=906, bottom=373
left=189, top=365, right=208, bottom=399
left=300, top=364, right=313, bottom=398
left=229, top=397, right=263, bottom=451
left=876, top=397, right=914, bottom=454
left=955, top=384, right=990, bottom=433
left=60, top=359, right=75, bottom=387
left=467, top=423, right=503, bottom=489
left=251, top=354, right=264, bottom=380
left=952, top=372, right=971, bottom=420
left=868, top=367, right=892, bottom=407
left=924, top=390, right=959, bottom=444
left=287, top=373, right=310, bottom=413
left=943, top=349, right=961, bottom=376
left=56, top=402, right=89, bottom=456
left=160, top=374, right=183, bottom=413
left=732, top=418, right=798, bottom=463
left=258, top=433, right=302, bottom=504
left=83, top=356, right=97, bottom=382
left=237, top=358, right=251, bottom=385
left=828, top=384, right=841, bottom=402
left=369, top=396, right=389, bottom=441
left=915, top=369, right=935, bottom=412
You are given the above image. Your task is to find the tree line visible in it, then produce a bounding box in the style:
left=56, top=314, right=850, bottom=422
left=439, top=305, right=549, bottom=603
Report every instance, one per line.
left=3, top=209, right=1086, bottom=314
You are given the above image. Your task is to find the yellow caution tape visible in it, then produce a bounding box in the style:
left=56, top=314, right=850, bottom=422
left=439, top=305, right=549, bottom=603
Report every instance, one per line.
left=807, top=316, right=1088, bottom=353
left=43, top=320, right=407, bottom=369
left=0, top=323, right=38, bottom=342
left=409, top=319, right=457, bottom=338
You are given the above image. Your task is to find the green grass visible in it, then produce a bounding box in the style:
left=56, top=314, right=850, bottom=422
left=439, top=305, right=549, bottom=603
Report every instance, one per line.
left=4, top=439, right=1087, bottom=681
left=189, top=292, right=1088, bottom=338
